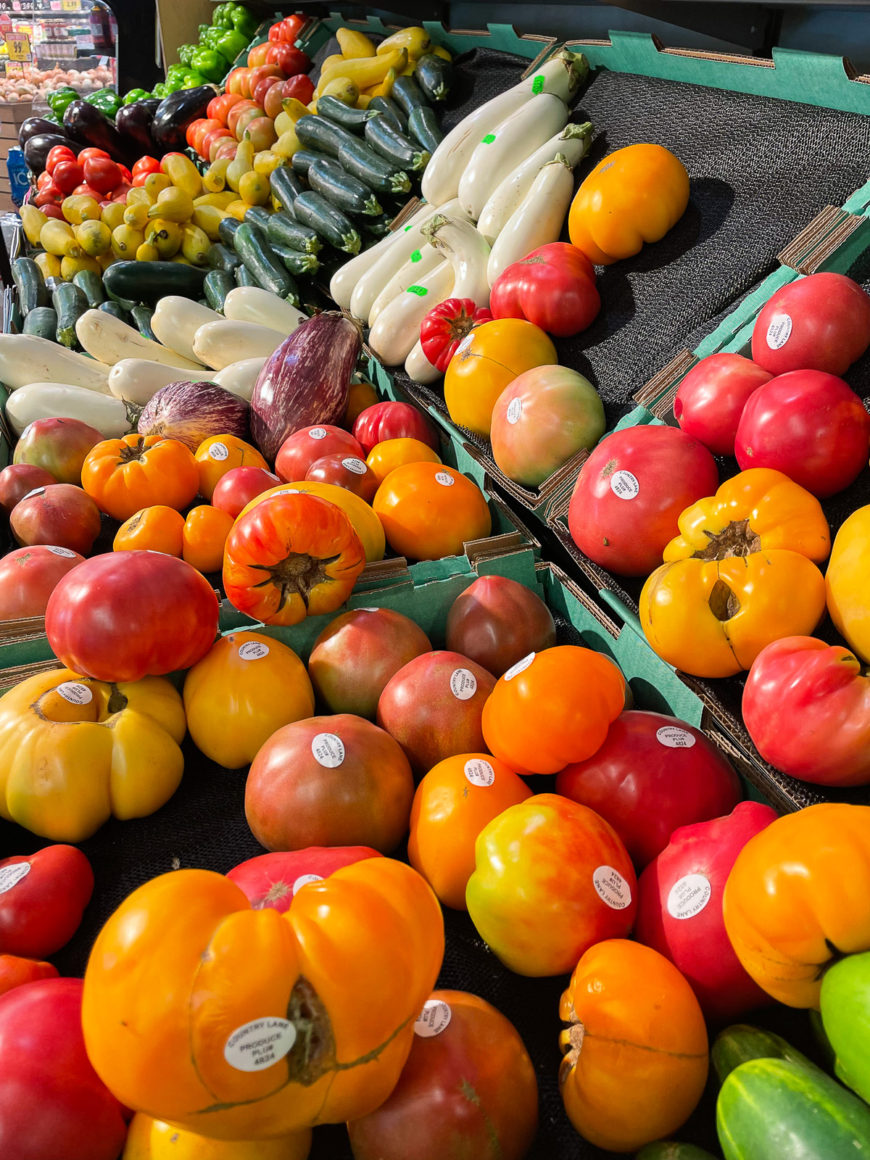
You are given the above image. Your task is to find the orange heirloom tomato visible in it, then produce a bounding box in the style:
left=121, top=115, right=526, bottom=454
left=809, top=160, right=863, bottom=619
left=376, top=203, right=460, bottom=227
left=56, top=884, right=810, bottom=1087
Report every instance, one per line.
left=826, top=504, right=870, bottom=662
left=344, top=379, right=379, bottom=427
left=568, top=143, right=690, bottom=265
left=443, top=318, right=557, bottom=437
left=81, top=858, right=445, bottom=1139
left=558, top=939, right=708, bottom=1151
left=195, top=435, right=269, bottom=502
left=182, top=505, right=235, bottom=574
left=723, top=803, right=870, bottom=1008
left=113, top=505, right=184, bottom=556
left=241, top=482, right=386, bottom=563
left=82, top=435, right=199, bottom=522
left=122, top=1113, right=312, bottom=1160
left=183, top=630, right=314, bottom=769
left=481, top=646, right=626, bottom=775
left=366, top=438, right=441, bottom=486
left=407, top=753, right=533, bottom=910
left=372, top=463, right=491, bottom=561
left=223, top=492, right=366, bottom=626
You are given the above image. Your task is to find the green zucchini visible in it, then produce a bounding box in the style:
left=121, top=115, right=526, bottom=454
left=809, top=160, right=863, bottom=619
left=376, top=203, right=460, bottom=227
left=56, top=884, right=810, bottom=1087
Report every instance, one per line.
left=291, top=148, right=332, bottom=179
left=361, top=215, right=392, bottom=240
left=243, top=205, right=272, bottom=232
left=292, top=192, right=361, bottom=255
left=712, top=1025, right=817, bottom=1086
left=407, top=105, right=444, bottom=153
left=294, top=114, right=358, bottom=161
left=217, top=216, right=241, bottom=248
left=391, top=75, right=428, bottom=116
left=98, top=300, right=129, bottom=322
left=234, top=264, right=259, bottom=288
left=636, top=1145, right=718, bottom=1160
left=207, top=242, right=241, bottom=272
left=336, top=139, right=411, bottom=195
left=233, top=222, right=299, bottom=302
left=130, top=304, right=156, bottom=342
left=717, top=1057, right=870, bottom=1159
left=22, top=305, right=57, bottom=340
left=270, top=242, right=319, bottom=276
left=52, top=282, right=89, bottom=348
left=308, top=158, right=382, bottom=217
left=415, top=53, right=453, bottom=102
left=12, top=256, right=47, bottom=315
left=72, top=268, right=105, bottom=308
left=103, top=261, right=207, bottom=306
left=364, top=116, right=429, bottom=172
left=369, top=96, right=407, bottom=132
left=203, top=268, right=236, bottom=311
left=265, top=211, right=322, bottom=255
left=269, top=164, right=306, bottom=211
left=316, top=94, right=378, bottom=131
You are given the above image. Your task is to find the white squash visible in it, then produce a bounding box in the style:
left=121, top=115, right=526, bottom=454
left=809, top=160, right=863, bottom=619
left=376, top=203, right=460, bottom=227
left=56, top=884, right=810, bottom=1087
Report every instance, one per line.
left=192, top=320, right=285, bottom=370
left=108, top=358, right=200, bottom=405
left=74, top=310, right=205, bottom=370
left=6, top=382, right=134, bottom=438
left=222, top=287, right=306, bottom=335
left=151, top=297, right=222, bottom=363
left=0, top=335, right=111, bottom=392
left=487, top=156, right=576, bottom=286
left=212, top=356, right=268, bottom=401
left=367, top=260, right=454, bottom=367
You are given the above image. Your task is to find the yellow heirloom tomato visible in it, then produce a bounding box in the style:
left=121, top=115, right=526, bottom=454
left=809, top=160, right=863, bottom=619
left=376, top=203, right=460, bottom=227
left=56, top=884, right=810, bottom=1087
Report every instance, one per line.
left=0, top=668, right=185, bottom=842
left=826, top=504, right=870, bottom=662
left=122, top=1112, right=312, bottom=1159
left=183, top=631, right=315, bottom=769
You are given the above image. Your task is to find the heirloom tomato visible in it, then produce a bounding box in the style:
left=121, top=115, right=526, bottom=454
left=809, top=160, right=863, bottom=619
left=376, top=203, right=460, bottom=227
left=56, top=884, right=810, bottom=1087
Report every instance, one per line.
left=81, top=434, right=199, bottom=521
left=826, top=505, right=870, bottom=662
left=722, top=803, right=870, bottom=1007
left=419, top=297, right=493, bottom=372
left=559, top=940, right=708, bottom=1151
left=223, top=492, right=366, bottom=626
left=305, top=454, right=377, bottom=502
left=372, top=463, right=491, bottom=561
left=45, top=550, right=220, bottom=682
left=82, top=859, right=444, bottom=1138
left=352, top=401, right=438, bottom=456
left=347, top=991, right=538, bottom=1160
left=184, top=631, right=314, bottom=769
left=489, top=242, right=600, bottom=337
left=466, top=793, right=636, bottom=976
left=11, top=483, right=102, bottom=556
left=211, top=465, right=281, bottom=518
left=241, top=482, right=386, bottom=562
left=343, top=378, right=379, bottom=427
left=113, top=505, right=185, bottom=555
left=123, top=1114, right=312, bottom=1160
left=0, top=544, right=84, bottom=621
left=181, top=505, right=235, bottom=574
left=0, top=463, right=56, bottom=515
left=481, top=645, right=626, bottom=776
left=13, top=416, right=103, bottom=485
left=195, top=434, right=268, bottom=501
left=407, top=753, right=532, bottom=910
left=445, top=574, right=556, bottom=677
left=0, top=843, right=93, bottom=958
left=227, top=847, right=382, bottom=914
left=275, top=424, right=365, bottom=483
left=673, top=352, right=772, bottom=455
left=0, top=955, right=58, bottom=997
left=365, top=437, right=441, bottom=485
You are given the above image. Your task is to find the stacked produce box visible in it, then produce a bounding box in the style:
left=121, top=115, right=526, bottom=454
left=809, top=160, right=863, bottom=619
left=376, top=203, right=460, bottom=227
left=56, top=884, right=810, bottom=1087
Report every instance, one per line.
left=1, top=11, right=869, bottom=1160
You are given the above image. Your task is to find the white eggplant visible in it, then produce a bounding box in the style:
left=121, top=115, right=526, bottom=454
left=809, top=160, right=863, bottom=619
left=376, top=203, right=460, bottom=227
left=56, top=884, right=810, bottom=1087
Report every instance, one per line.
left=477, top=121, right=593, bottom=244
left=423, top=214, right=491, bottom=306
left=487, top=156, right=576, bottom=286
left=367, top=260, right=454, bottom=367
left=0, top=335, right=111, bottom=393
left=328, top=199, right=434, bottom=311
left=108, top=358, right=199, bottom=405
left=457, top=94, right=569, bottom=221
left=404, top=340, right=441, bottom=384
left=6, top=382, right=134, bottom=438
left=212, top=356, right=268, bottom=401
left=75, top=310, right=205, bottom=370
left=150, top=297, right=222, bottom=364
left=421, top=49, right=588, bottom=207
left=368, top=243, right=443, bottom=328
left=192, top=320, right=286, bottom=370
left=222, top=287, right=307, bottom=335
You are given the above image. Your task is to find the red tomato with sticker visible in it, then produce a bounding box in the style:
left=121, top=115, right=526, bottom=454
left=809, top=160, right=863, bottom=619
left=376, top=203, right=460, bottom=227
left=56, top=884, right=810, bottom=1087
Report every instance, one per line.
left=226, top=846, right=382, bottom=912
left=305, top=453, right=378, bottom=502
left=275, top=424, right=364, bottom=482
left=0, top=844, right=94, bottom=959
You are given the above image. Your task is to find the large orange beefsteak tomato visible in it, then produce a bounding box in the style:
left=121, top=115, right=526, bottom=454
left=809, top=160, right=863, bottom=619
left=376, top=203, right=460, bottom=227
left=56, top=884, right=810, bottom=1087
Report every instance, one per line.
left=81, top=435, right=199, bottom=521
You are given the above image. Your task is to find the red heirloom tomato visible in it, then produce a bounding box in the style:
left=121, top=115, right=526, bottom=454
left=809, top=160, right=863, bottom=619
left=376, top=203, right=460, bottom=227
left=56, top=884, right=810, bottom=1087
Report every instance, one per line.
left=0, top=463, right=56, bottom=515
left=751, top=272, right=870, bottom=376
left=305, top=453, right=378, bottom=501
left=372, top=462, right=491, bottom=562
left=489, top=242, right=600, bottom=337
left=227, top=847, right=382, bottom=913
left=347, top=990, right=539, bottom=1160
left=419, top=298, right=493, bottom=372
left=212, top=465, right=281, bottom=518
left=13, top=415, right=103, bottom=485
left=555, top=710, right=741, bottom=868
left=734, top=369, right=870, bottom=498
left=352, top=401, right=439, bottom=455
left=0, top=978, right=128, bottom=1160
left=0, top=844, right=93, bottom=958
left=567, top=424, right=719, bottom=576
left=673, top=352, right=773, bottom=456
left=276, top=424, right=365, bottom=481
left=445, top=574, right=556, bottom=677
left=222, top=492, right=366, bottom=626
left=45, top=551, right=220, bottom=682
left=265, top=44, right=311, bottom=75
left=466, top=793, right=637, bottom=976
left=10, top=483, right=102, bottom=556
left=0, top=544, right=84, bottom=621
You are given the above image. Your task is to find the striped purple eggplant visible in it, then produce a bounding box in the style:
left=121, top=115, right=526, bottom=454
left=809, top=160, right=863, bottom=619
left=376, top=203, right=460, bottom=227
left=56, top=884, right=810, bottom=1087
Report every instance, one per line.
left=138, top=380, right=249, bottom=450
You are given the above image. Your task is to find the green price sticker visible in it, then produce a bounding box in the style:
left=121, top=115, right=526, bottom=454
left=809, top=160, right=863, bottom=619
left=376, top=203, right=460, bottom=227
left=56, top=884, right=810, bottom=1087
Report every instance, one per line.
left=404, top=224, right=413, bottom=231
left=532, top=75, right=544, bottom=94
left=407, top=285, right=428, bottom=297
left=481, top=133, right=496, bottom=144
left=410, top=250, right=422, bottom=263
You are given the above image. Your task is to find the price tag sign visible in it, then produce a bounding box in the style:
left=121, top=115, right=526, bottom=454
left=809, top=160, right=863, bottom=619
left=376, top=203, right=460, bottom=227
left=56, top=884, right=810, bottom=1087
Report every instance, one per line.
left=61, top=0, right=80, bottom=10
left=5, top=34, right=30, bottom=61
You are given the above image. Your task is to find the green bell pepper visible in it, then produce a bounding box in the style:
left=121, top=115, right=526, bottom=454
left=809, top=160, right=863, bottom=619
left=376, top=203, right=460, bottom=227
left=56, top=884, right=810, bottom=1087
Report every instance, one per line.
left=123, top=88, right=151, bottom=105
left=181, top=72, right=209, bottom=90
left=201, top=27, right=224, bottom=51
left=211, top=3, right=233, bottom=29
left=166, top=62, right=187, bottom=82
left=87, top=88, right=122, bottom=118
left=177, top=43, right=197, bottom=67
left=229, top=6, right=258, bottom=40
left=164, top=75, right=185, bottom=94
left=198, top=24, right=210, bottom=39
left=152, top=82, right=169, bottom=99
left=215, top=28, right=248, bottom=64
left=190, top=48, right=225, bottom=83
left=47, top=87, right=78, bottom=116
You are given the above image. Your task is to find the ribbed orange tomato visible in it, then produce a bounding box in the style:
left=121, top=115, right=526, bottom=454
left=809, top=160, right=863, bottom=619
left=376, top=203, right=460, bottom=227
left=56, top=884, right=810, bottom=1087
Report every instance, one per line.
left=113, top=505, right=184, bottom=556
left=82, top=435, right=199, bottom=521
left=372, top=463, right=491, bottom=561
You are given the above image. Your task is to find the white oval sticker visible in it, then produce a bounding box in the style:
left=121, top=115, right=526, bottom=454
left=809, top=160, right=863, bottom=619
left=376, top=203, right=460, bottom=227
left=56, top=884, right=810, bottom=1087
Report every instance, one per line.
left=56, top=681, right=92, bottom=705
left=464, top=758, right=495, bottom=787
left=667, top=873, right=712, bottom=920
left=506, top=397, right=523, bottom=425
left=609, top=470, right=640, bottom=500
left=47, top=546, right=77, bottom=558
left=435, top=471, right=454, bottom=487
left=311, top=732, right=345, bottom=768
left=342, top=457, right=367, bottom=475
left=309, top=427, right=328, bottom=440
left=208, top=442, right=229, bottom=461
left=504, top=653, right=535, bottom=681
left=21, top=487, right=46, bottom=502
left=292, top=873, right=323, bottom=896
left=238, top=641, right=270, bottom=661
left=275, top=488, right=301, bottom=496
left=593, top=865, right=632, bottom=910
left=0, top=862, right=30, bottom=895
left=414, top=998, right=452, bottom=1038
left=224, top=1017, right=297, bottom=1072
left=656, top=725, right=696, bottom=749
left=450, top=668, right=477, bottom=700
left=765, top=313, right=792, bottom=350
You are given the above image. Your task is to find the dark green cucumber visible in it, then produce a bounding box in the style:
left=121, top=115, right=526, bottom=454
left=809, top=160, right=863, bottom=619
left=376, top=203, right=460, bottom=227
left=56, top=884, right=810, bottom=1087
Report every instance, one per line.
left=265, top=211, right=322, bottom=255
left=713, top=1025, right=817, bottom=1086
left=233, top=222, right=299, bottom=302
left=203, top=268, right=236, bottom=311
left=636, top=1145, right=718, bottom=1160
left=52, top=282, right=88, bottom=348
left=361, top=214, right=392, bottom=240
left=369, top=96, right=407, bottom=132
left=336, top=139, right=411, bottom=194
left=364, top=116, right=429, bottom=172
left=316, top=94, right=378, bottom=130
left=270, top=242, right=319, bottom=276
left=292, top=192, right=361, bottom=255
left=243, top=205, right=272, bottom=232
left=407, top=105, right=443, bottom=153
left=22, top=305, right=57, bottom=340
left=391, top=75, right=428, bottom=116
left=269, top=164, right=306, bottom=211
left=207, top=243, right=241, bottom=272
left=234, top=264, right=259, bottom=288
left=291, top=148, right=332, bottom=179
left=294, top=114, right=358, bottom=160
left=415, top=53, right=453, bottom=102
left=217, top=216, right=241, bottom=247
left=130, top=304, right=156, bottom=342
left=98, top=300, right=129, bottom=322
left=307, top=158, right=382, bottom=217
left=72, top=268, right=105, bottom=308
left=103, top=261, right=207, bottom=307
left=12, top=256, right=47, bottom=315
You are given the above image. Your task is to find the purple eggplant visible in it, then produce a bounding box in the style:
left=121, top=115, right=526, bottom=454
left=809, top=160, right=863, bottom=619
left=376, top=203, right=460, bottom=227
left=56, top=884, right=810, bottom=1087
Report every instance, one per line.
left=138, top=381, right=250, bottom=451
left=251, top=313, right=362, bottom=462
left=62, top=99, right=132, bottom=164
left=115, top=99, right=161, bottom=154
left=23, top=133, right=81, bottom=174
left=18, top=117, right=67, bottom=148
left=151, top=85, right=218, bottom=153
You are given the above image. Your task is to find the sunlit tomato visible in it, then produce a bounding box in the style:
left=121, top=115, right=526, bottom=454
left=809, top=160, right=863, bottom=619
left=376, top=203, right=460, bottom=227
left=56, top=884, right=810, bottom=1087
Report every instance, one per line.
left=673, top=353, right=772, bottom=455
left=0, top=463, right=56, bottom=515
left=184, top=117, right=210, bottom=151
left=194, top=434, right=268, bottom=502
left=203, top=128, right=235, bottom=161
left=481, top=645, right=626, bottom=776
left=113, top=505, right=185, bottom=556
left=0, top=954, right=58, bottom=998
left=0, top=544, right=84, bottom=621
left=445, top=573, right=556, bottom=677
left=305, top=453, right=377, bottom=501
left=82, top=435, right=199, bottom=522
left=224, top=66, right=249, bottom=96
left=0, top=844, right=94, bottom=958
left=275, top=424, right=364, bottom=482
left=489, top=242, right=600, bottom=337
left=241, top=481, right=386, bottom=563
left=211, top=465, right=281, bottom=518
left=344, top=379, right=379, bottom=427
left=10, top=483, right=101, bottom=556
left=373, top=463, right=491, bottom=561
left=122, top=1114, right=312, bottom=1160
left=227, top=99, right=261, bottom=136
left=366, top=437, right=441, bottom=485
left=467, top=793, right=637, bottom=976
left=826, top=505, right=870, bottom=663
left=182, top=505, right=234, bottom=574
left=408, top=753, right=533, bottom=909
left=227, top=847, right=382, bottom=913
left=352, top=401, right=438, bottom=456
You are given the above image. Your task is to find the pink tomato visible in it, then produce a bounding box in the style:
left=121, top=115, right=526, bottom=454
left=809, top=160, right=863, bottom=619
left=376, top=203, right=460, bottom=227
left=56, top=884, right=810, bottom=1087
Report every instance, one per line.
left=0, top=545, right=85, bottom=620
left=10, top=484, right=102, bottom=556
left=672, top=353, right=773, bottom=456
left=445, top=574, right=556, bottom=677
left=226, top=847, right=382, bottom=912
left=353, top=401, right=439, bottom=456
left=211, top=465, right=281, bottom=518
left=275, top=424, right=364, bottom=482
left=0, top=464, right=56, bottom=515
left=13, top=416, right=103, bottom=485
